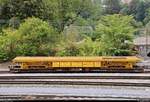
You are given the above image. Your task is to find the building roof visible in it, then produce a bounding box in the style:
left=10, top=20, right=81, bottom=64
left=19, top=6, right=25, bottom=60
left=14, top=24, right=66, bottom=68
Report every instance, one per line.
left=134, top=36, right=150, bottom=45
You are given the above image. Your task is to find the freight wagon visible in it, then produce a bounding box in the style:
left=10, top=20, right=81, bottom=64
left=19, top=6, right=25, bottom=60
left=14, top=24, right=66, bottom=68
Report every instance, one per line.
left=9, top=56, right=143, bottom=72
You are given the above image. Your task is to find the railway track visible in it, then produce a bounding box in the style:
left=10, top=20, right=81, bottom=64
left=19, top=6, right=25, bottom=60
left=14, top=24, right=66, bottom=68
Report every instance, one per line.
left=0, top=71, right=9, bottom=74
left=0, top=95, right=147, bottom=101
left=0, top=79, right=150, bottom=87
left=0, top=68, right=150, bottom=87
left=0, top=69, right=9, bottom=74
left=0, top=75, right=149, bottom=79
left=0, top=73, right=149, bottom=87
left=0, top=73, right=150, bottom=79
left=0, top=78, right=148, bottom=86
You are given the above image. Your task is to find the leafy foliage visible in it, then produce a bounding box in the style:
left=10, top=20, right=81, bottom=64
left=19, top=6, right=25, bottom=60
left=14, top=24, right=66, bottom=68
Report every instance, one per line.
left=56, top=43, right=80, bottom=56
left=95, top=14, right=136, bottom=56
left=0, top=17, right=59, bottom=61
left=0, top=0, right=146, bottom=61
left=56, top=36, right=101, bottom=56
left=103, top=0, right=121, bottom=14
left=0, top=28, right=20, bottom=61
left=78, top=36, right=101, bottom=56
left=17, top=17, right=59, bottom=56
left=0, top=0, right=101, bottom=32
left=121, top=0, right=150, bottom=23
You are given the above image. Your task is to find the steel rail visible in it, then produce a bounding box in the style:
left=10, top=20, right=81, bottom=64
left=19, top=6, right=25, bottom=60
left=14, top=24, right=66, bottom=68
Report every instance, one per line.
left=0, top=79, right=150, bottom=87
left=1, top=73, right=150, bottom=79
left=0, top=73, right=150, bottom=80
left=0, top=95, right=146, bottom=101
left=0, top=75, right=150, bottom=79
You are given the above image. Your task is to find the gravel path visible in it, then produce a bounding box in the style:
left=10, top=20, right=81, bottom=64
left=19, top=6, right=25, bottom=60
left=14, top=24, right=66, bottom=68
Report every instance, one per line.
left=0, top=84, right=149, bottom=99
left=0, top=62, right=10, bottom=71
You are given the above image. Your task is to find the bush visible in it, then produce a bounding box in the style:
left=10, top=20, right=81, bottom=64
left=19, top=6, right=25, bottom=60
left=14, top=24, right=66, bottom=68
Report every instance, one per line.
left=56, top=36, right=102, bottom=56
left=0, top=28, right=19, bottom=61
left=95, top=14, right=136, bottom=56
left=78, top=36, right=102, bottom=56
left=15, top=17, right=59, bottom=56
left=0, top=17, right=59, bottom=61
left=56, top=43, right=80, bottom=56
left=0, top=51, right=9, bottom=62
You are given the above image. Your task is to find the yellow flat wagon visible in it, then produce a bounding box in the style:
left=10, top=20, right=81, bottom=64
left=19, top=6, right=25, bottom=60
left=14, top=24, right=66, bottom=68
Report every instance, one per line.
left=9, top=56, right=142, bottom=72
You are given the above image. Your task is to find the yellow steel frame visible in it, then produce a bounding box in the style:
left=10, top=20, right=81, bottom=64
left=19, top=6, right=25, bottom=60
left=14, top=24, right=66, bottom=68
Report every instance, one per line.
left=12, top=56, right=142, bottom=69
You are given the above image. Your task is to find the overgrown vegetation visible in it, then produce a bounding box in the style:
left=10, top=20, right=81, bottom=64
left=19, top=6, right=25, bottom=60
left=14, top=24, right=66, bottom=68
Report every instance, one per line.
left=0, top=0, right=149, bottom=61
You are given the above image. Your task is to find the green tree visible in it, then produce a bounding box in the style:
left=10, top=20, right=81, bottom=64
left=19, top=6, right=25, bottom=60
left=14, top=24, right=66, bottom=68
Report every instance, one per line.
left=0, top=17, right=59, bottom=61
left=127, top=0, right=140, bottom=15
left=0, top=0, right=54, bottom=30
left=144, top=7, right=150, bottom=24
left=56, top=36, right=101, bottom=56
left=0, top=28, right=20, bottom=61
left=78, top=36, right=101, bottom=56
left=95, top=14, right=136, bottom=56
left=0, top=0, right=51, bottom=20
left=145, top=21, right=150, bottom=36
left=56, top=43, right=80, bottom=56
left=16, top=17, right=59, bottom=56
left=135, top=1, right=145, bottom=22
left=54, top=0, right=101, bottom=31
left=121, top=0, right=150, bottom=23
left=0, top=0, right=101, bottom=32
left=103, top=0, right=121, bottom=14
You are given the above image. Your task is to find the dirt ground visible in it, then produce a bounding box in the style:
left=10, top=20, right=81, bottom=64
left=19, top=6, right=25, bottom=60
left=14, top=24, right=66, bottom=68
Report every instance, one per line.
left=0, top=62, right=11, bottom=69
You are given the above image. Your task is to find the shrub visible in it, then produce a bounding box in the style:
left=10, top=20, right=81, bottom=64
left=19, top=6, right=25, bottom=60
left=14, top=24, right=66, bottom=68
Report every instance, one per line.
left=0, top=17, right=59, bottom=61
left=15, top=17, right=59, bottom=56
